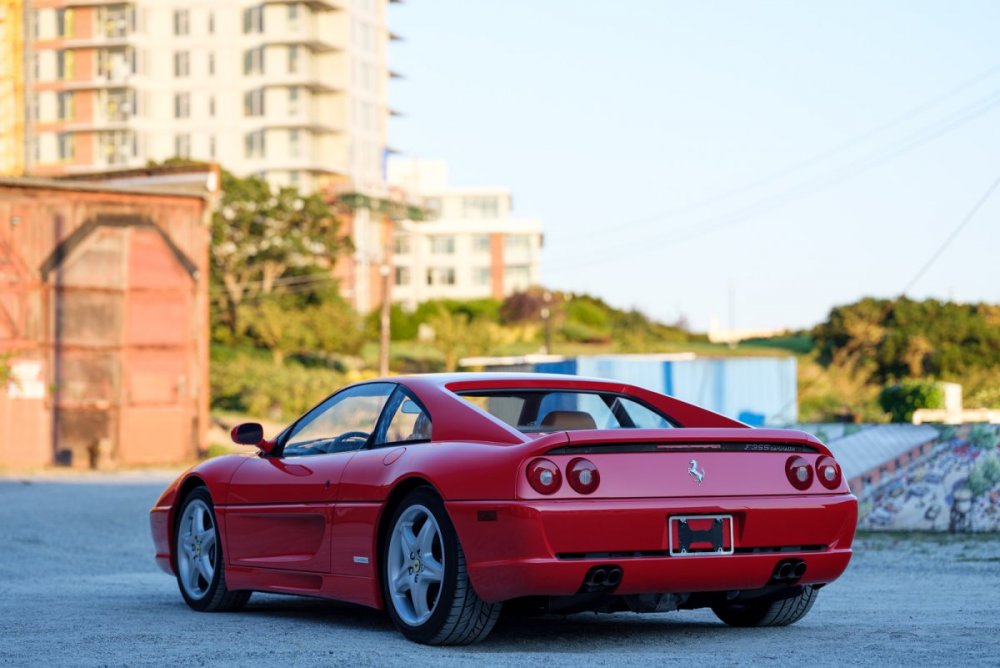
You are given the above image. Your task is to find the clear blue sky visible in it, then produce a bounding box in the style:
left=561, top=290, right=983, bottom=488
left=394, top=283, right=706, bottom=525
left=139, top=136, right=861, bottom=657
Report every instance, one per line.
left=388, top=1, right=1000, bottom=332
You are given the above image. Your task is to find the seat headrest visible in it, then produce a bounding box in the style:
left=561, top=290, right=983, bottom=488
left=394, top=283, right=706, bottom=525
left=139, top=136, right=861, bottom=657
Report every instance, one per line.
left=539, top=410, right=597, bottom=431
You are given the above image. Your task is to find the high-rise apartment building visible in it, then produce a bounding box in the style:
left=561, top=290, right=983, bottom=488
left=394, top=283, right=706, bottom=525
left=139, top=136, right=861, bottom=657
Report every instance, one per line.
left=386, top=158, right=543, bottom=309
left=0, top=0, right=25, bottom=175
left=18, top=0, right=392, bottom=195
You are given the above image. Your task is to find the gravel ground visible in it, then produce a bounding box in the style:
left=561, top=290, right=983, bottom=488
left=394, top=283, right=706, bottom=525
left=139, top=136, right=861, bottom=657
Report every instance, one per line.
left=1, top=475, right=998, bottom=667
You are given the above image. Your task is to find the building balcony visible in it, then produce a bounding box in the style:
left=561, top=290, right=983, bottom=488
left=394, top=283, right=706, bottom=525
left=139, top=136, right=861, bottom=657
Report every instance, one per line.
left=263, top=0, right=348, bottom=11
left=264, top=22, right=343, bottom=53
left=258, top=64, right=346, bottom=93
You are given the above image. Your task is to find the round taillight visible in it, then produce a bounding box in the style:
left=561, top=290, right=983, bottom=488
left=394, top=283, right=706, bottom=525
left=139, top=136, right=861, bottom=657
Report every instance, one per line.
left=527, top=458, right=562, bottom=495
left=815, top=456, right=842, bottom=489
left=567, top=458, right=600, bottom=494
left=785, top=456, right=813, bottom=490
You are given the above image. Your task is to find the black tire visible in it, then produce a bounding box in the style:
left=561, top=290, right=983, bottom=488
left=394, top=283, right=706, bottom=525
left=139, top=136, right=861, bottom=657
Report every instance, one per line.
left=712, top=585, right=817, bottom=627
left=381, top=487, right=501, bottom=645
left=174, top=487, right=251, bottom=612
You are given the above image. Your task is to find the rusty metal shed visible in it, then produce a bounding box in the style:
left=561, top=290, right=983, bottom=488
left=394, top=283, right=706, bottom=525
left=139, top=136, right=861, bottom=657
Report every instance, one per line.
left=0, top=170, right=215, bottom=468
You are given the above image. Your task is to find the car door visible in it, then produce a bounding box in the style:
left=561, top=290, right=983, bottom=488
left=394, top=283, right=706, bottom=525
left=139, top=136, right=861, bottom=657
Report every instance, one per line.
left=224, top=383, right=396, bottom=573
left=330, top=387, right=434, bottom=576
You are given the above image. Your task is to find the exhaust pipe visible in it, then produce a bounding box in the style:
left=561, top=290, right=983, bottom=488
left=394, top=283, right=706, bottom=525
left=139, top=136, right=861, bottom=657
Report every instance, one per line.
left=772, top=559, right=806, bottom=582
left=580, top=565, right=622, bottom=593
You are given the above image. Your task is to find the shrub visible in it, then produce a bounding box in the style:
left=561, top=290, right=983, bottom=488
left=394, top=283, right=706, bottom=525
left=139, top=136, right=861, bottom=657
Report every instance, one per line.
left=966, top=454, right=1000, bottom=496
left=878, top=380, right=944, bottom=423
left=968, top=424, right=1000, bottom=451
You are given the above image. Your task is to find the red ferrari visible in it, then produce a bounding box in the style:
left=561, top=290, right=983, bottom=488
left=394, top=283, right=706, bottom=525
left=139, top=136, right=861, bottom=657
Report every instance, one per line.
left=150, top=373, right=857, bottom=645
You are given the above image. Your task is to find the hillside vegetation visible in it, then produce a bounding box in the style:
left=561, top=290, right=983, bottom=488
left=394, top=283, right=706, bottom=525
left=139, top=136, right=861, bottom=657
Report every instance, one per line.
left=205, top=173, right=998, bottom=424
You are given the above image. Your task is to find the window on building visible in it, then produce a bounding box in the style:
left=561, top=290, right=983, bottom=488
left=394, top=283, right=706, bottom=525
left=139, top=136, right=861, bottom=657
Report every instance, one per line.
left=288, top=86, right=300, bottom=114
left=207, top=52, right=215, bottom=76
left=207, top=11, right=215, bottom=34
left=426, top=267, right=456, bottom=286
left=394, top=266, right=410, bottom=286
left=209, top=135, right=216, bottom=159
left=174, top=133, right=190, bottom=158
left=474, top=267, right=491, bottom=286
left=58, top=133, right=74, bottom=161
left=29, top=10, right=39, bottom=39
left=392, top=235, right=410, bottom=255
left=289, top=129, right=300, bottom=157
left=56, top=8, right=75, bottom=37
left=174, top=92, right=190, bottom=118
left=429, top=236, right=455, bottom=254
left=174, top=51, right=190, bottom=77
left=57, top=92, right=75, bottom=120
left=208, top=95, right=216, bottom=117
left=243, top=5, right=263, bottom=33
left=243, top=47, right=265, bottom=75
left=56, top=51, right=75, bottom=80
left=473, top=235, right=491, bottom=253
left=289, top=171, right=299, bottom=187
left=461, top=196, right=500, bottom=219
left=173, top=9, right=189, bottom=36
left=504, top=234, right=532, bottom=252
left=102, top=6, right=130, bottom=38
left=288, top=45, right=299, bottom=74
left=30, top=53, right=39, bottom=81
left=244, top=88, right=265, bottom=117
left=505, top=265, right=531, bottom=287
left=288, top=3, right=300, bottom=25
left=245, top=130, right=266, bottom=158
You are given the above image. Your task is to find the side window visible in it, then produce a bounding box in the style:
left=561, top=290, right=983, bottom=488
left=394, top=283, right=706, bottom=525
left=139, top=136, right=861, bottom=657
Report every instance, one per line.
left=377, top=392, right=432, bottom=446
left=619, top=399, right=673, bottom=429
left=283, top=383, right=394, bottom=456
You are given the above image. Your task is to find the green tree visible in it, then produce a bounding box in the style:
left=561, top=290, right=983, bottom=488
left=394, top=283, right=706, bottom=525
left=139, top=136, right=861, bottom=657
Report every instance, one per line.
left=814, top=297, right=1000, bottom=383
left=878, top=380, right=944, bottom=423
left=211, top=171, right=349, bottom=336
left=425, top=307, right=498, bottom=372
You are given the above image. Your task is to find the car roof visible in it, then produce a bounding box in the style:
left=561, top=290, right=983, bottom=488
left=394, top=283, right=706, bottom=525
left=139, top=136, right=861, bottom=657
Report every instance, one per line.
left=388, top=372, right=637, bottom=389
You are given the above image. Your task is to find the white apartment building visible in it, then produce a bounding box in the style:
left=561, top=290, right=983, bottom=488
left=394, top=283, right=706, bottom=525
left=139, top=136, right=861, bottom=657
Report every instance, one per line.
left=21, top=0, right=392, bottom=195
left=387, top=159, right=543, bottom=308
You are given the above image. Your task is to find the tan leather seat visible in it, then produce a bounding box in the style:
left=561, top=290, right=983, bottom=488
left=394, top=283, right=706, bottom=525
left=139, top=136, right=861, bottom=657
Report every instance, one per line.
left=539, top=410, right=597, bottom=431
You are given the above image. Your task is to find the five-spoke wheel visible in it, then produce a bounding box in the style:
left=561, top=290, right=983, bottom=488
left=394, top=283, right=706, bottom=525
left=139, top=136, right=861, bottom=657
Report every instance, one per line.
left=382, top=488, right=501, bottom=645
left=387, top=503, right=446, bottom=625
left=174, top=488, right=250, bottom=612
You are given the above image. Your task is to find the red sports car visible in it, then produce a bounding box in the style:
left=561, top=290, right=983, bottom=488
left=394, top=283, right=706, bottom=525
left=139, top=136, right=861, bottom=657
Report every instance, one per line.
left=150, top=373, right=857, bottom=645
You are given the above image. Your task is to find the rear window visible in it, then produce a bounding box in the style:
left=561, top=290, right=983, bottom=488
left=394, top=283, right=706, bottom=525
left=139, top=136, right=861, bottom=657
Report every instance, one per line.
left=457, top=390, right=674, bottom=432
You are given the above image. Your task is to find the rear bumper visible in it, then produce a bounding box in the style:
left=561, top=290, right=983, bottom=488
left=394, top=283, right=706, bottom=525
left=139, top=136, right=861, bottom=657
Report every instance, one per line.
left=446, top=494, right=857, bottom=603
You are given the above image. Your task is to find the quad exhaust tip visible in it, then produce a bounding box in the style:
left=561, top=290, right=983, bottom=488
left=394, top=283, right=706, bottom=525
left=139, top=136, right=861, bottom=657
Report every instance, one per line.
left=772, top=559, right=806, bottom=582
left=581, top=565, right=623, bottom=592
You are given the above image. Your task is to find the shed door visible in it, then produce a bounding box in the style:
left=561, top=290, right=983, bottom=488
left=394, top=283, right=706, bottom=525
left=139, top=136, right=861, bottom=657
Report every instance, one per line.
left=50, top=224, right=196, bottom=467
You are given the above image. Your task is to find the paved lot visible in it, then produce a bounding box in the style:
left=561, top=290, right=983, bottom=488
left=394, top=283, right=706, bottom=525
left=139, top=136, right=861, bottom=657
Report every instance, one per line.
left=1, top=475, right=998, bottom=667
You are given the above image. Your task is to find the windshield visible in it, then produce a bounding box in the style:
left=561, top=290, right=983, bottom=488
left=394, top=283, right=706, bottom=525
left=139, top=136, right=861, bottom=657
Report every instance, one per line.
left=457, top=390, right=675, bottom=433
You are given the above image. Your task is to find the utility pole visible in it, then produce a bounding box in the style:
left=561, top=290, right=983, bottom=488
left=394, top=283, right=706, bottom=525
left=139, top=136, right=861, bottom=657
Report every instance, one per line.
left=378, top=222, right=392, bottom=376
left=378, top=263, right=391, bottom=375
left=541, top=290, right=553, bottom=354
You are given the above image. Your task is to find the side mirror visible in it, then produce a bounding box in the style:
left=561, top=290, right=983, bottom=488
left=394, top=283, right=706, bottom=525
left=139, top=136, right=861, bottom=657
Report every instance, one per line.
left=230, top=423, right=276, bottom=455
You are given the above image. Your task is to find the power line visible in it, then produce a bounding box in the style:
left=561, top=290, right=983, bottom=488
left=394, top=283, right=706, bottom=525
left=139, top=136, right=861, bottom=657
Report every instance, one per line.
left=901, top=173, right=1000, bottom=295
left=557, top=64, right=1000, bottom=248
left=546, top=84, right=1000, bottom=273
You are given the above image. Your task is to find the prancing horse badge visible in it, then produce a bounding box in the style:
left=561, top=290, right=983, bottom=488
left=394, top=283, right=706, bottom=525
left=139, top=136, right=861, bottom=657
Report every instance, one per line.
left=688, top=459, right=705, bottom=484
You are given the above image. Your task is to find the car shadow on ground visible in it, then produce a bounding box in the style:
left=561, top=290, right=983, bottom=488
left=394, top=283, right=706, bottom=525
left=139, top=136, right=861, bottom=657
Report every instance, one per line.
left=199, top=593, right=731, bottom=649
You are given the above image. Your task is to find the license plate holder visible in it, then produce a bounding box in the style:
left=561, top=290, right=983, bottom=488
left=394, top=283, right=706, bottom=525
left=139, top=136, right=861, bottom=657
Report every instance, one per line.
left=668, top=514, right=734, bottom=556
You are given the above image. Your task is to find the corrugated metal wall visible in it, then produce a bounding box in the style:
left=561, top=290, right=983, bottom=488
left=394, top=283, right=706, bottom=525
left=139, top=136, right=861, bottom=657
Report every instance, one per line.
left=525, top=355, right=797, bottom=425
